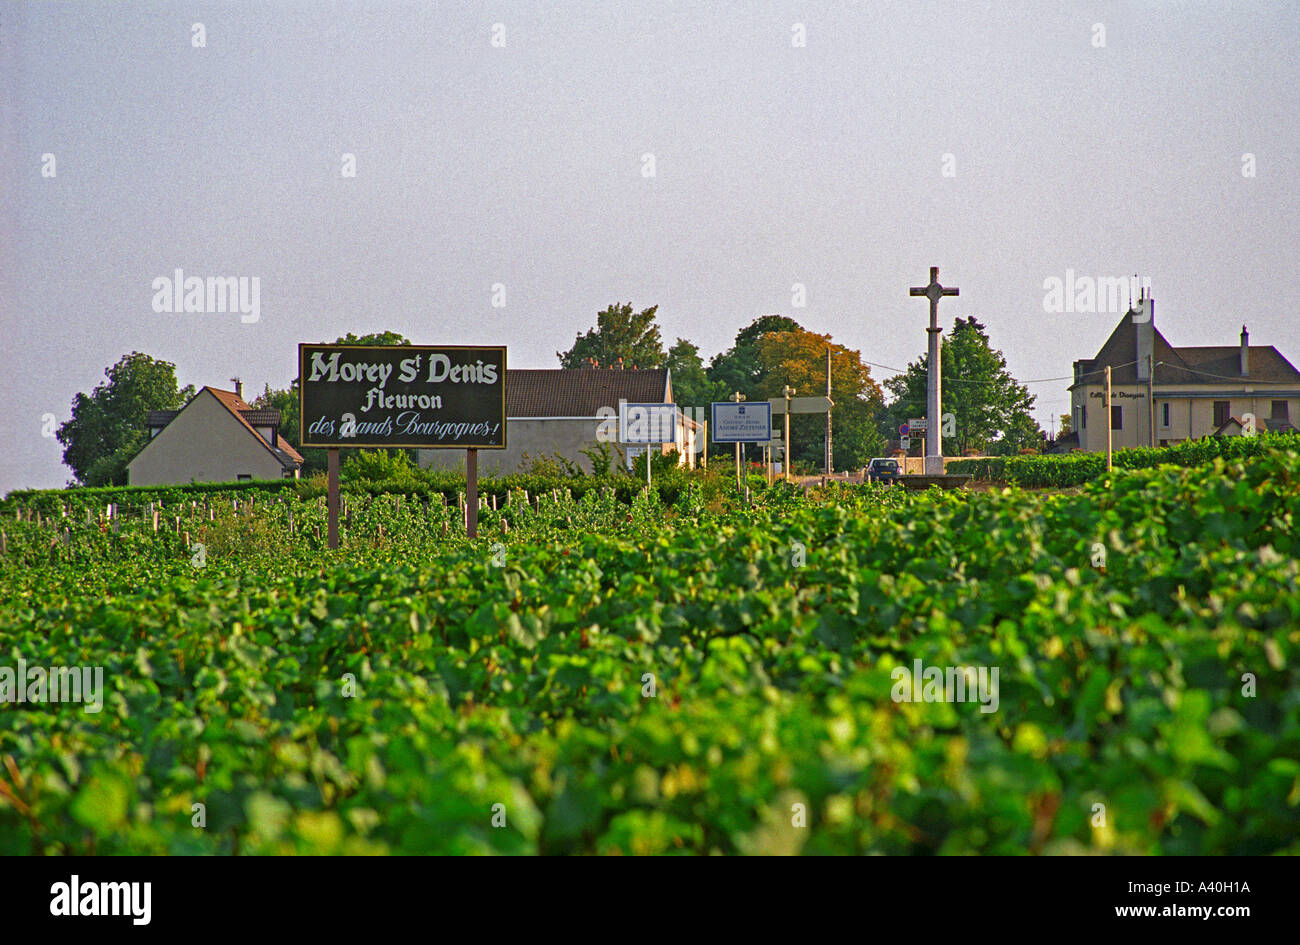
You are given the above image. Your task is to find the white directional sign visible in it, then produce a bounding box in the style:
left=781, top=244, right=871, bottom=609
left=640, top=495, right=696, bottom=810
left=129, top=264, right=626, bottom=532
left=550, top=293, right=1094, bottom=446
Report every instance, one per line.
left=620, top=402, right=678, bottom=444
left=769, top=396, right=833, bottom=415
left=908, top=417, right=928, bottom=431
left=899, top=437, right=911, bottom=449
left=711, top=401, right=772, bottom=442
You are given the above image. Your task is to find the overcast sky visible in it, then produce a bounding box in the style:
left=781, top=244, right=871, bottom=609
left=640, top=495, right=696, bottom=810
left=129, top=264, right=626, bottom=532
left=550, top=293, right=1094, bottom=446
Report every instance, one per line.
left=3, top=1, right=1297, bottom=492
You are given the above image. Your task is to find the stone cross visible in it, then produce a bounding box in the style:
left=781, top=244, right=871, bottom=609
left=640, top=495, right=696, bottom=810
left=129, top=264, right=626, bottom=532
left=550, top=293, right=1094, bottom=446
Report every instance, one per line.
left=909, top=267, right=959, bottom=475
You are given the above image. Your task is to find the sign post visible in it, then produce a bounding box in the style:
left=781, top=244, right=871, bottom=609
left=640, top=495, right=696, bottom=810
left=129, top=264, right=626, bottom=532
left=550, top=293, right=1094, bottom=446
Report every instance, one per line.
left=619, top=401, right=678, bottom=493
left=300, top=344, right=507, bottom=541
left=711, top=395, right=771, bottom=492
left=466, top=448, right=479, bottom=537
left=327, top=448, right=340, bottom=549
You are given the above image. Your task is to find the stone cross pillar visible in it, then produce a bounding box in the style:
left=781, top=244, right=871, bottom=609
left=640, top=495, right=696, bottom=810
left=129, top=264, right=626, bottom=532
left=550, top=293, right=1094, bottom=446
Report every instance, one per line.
left=909, top=267, right=959, bottom=475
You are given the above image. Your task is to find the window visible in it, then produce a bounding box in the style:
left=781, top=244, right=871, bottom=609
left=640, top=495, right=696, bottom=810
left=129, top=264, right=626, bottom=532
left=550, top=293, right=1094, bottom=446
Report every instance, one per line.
left=1213, top=401, right=1230, bottom=427
left=1161, top=403, right=1170, bottom=427
left=1080, top=405, right=1087, bottom=429
left=1111, top=405, right=1122, bottom=430
left=1272, top=400, right=1289, bottom=420
left=237, top=474, right=252, bottom=482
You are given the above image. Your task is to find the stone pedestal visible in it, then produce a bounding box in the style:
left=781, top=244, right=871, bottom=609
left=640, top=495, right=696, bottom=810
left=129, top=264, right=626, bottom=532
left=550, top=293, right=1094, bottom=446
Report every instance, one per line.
left=924, top=455, right=945, bottom=476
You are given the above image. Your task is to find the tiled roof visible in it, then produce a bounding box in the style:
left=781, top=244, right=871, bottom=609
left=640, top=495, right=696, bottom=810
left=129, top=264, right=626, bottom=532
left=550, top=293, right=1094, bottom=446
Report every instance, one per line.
left=147, top=388, right=302, bottom=468
left=1170, top=346, right=1300, bottom=386
left=206, top=388, right=303, bottom=467
left=239, top=409, right=282, bottom=427
left=507, top=368, right=670, bottom=417
left=1073, top=310, right=1300, bottom=388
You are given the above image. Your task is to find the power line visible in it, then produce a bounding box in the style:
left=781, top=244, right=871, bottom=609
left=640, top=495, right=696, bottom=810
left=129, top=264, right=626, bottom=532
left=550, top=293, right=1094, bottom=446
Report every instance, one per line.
left=1155, top=360, right=1277, bottom=383
left=867, top=358, right=1139, bottom=387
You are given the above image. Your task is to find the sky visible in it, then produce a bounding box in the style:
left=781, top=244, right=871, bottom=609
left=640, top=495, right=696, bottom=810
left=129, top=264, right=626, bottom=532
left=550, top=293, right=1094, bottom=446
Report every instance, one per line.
left=2, top=1, right=1298, bottom=493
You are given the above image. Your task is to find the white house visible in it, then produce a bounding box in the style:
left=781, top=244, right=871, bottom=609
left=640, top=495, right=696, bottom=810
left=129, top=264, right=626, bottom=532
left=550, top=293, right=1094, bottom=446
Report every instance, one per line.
left=420, top=367, right=700, bottom=474
left=127, top=383, right=304, bottom=485
left=1069, top=290, right=1300, bottom=450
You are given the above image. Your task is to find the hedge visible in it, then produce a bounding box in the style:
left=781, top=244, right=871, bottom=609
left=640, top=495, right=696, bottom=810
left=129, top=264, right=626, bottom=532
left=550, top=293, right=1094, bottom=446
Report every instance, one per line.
left=946, top=432, right=1300, bottom=487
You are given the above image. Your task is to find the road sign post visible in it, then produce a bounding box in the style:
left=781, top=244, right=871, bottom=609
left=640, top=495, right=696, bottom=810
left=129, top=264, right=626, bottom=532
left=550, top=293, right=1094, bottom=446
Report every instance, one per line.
left=466, top=448, right=478, bottom=537
left=327, top=448, right=340, bottom=549
left=712, top=395, right=770, bottom=492
left=620, top=401, right=678, bottom=493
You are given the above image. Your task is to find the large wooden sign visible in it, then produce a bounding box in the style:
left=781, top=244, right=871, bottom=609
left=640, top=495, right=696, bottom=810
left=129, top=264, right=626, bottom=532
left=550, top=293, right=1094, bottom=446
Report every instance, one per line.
left=299, top=344, right=506, bottom=449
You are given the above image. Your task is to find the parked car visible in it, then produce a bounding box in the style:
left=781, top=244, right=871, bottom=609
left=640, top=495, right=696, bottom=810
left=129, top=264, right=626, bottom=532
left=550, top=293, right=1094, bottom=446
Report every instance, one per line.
left=865, top=457, right=902, bottom=485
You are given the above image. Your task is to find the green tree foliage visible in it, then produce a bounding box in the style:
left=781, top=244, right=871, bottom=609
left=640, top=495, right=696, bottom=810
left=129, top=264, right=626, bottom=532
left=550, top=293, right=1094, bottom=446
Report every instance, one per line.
left=56, top=352, right=195, bottom=486
left=882, top=317, right=1039, bottom=456
left=706, top=315, right=802, bottom=399
left=342, top=449, right=418, bottom=483
left=752, top=329, right=886, bottom=471
left=558, top=303, right=665, bottom=370
left=664, top=338, right=715, bottom=408
left=333, top=331, right=412, bottom=347
left=252, top=384, right=300, bottom=451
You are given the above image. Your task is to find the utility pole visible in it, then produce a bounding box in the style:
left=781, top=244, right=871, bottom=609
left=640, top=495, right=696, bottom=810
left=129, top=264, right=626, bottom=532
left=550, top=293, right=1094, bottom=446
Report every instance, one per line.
left=1148, top=354, right=1156, bottom=447
left=730, top=391, right=745, bottom=490
left=1105, top=366, right=1113, bottom=472
left=783, top=385, right=796, bottom=480
left=825, top=347, right=833, bottom=475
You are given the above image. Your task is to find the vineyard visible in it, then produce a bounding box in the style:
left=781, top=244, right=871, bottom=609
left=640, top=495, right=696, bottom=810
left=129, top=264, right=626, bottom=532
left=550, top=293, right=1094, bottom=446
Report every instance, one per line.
left=1, top=445, right=1298, bottom=854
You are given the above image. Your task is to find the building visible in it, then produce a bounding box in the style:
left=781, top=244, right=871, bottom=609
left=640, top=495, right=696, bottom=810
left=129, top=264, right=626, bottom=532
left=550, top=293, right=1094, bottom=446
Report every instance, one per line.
left=420, top=367, right=700, bottom=475
left=127, top=382, right=303, bottom=485
left=1069, top=290, right=1300, bottom=451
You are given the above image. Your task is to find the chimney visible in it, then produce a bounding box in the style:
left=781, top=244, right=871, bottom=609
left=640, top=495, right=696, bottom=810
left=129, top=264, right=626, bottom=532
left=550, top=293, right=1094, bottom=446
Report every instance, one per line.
left=231, top=377, right=243, bottom=401
left=1135, top=288, right=1153, bottom=381
left=1240, top=325, right=1249, bottom=376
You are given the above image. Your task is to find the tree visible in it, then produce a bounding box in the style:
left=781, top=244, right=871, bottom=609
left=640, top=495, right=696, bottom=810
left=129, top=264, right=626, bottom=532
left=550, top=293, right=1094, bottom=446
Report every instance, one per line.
left=251, top=383, right=301, bottom=455
left=664, top=338, right=715, bottom=408
left=752, top=329, right=886, bottom=471
left=333, top=331, right=411, bottom=347
left=990, top=412, right=1046, bottom=455
left=57, top=352, right=195, bottom=486
left=706, top=315, right=802, bottom=399
left=881, top=317, right=1039, bottom=456
left=558, top=303, right=665, bottom=369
